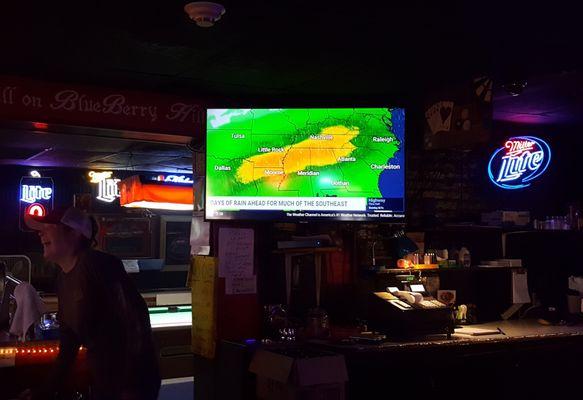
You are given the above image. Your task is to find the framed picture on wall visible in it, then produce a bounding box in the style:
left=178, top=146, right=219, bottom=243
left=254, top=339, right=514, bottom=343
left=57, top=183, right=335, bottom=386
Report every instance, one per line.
left=160, top=215, right=192, bottom=271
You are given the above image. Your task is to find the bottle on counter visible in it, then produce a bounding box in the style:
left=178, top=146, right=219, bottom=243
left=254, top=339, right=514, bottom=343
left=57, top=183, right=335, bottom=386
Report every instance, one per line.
left=412, top=252, right=420, bottom=265
left=459, top=247, right=471, bottom=268
left=423, top=252, right=432, bottom=265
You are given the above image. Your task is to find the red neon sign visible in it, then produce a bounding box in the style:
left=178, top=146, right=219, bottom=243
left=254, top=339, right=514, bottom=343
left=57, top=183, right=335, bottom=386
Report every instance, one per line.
left=26, top=203, right=46, bottom=217
left=32, top=122, right=48, bottom=130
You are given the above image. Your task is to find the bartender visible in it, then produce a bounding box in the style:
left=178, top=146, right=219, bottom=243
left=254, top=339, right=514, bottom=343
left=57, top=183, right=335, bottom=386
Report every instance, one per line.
left=21, top=207, right=160, bottom=400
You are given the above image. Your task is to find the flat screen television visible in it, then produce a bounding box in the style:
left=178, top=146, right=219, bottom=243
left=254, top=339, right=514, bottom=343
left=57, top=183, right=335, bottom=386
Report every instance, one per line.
left=205, top=108, right=405, bottom=222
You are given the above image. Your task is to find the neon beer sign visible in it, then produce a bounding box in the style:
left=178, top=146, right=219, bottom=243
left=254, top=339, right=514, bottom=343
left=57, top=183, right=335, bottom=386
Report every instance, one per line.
left=26, top=203, right=46, bottom=217
left=19, top=176, right=54, bottom=231
left=153, top=174, right=193, bottom=184
left=88, top=170, right=121, bottom=203
left=20, top=185, right=53, bottom=203
left=488, top=136, right=551, bottom=189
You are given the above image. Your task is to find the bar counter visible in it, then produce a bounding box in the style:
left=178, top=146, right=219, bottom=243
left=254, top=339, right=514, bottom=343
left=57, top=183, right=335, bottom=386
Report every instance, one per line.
left=307, top=319, right=583, bottom=398
left=311, top=319, right=583, bottom=351
left=0, top=304, right=193, bottom=398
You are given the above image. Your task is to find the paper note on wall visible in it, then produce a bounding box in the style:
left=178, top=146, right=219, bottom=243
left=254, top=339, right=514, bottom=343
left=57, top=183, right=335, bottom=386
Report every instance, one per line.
left=226, top=275, right=257, bottom=295
left=191, top=256, right=217, bottom=359
left=218, top=228, right=254, bottom=279
left=190, top=213, right=210, bottom=256
left=512, top=270, right=531, bottom=304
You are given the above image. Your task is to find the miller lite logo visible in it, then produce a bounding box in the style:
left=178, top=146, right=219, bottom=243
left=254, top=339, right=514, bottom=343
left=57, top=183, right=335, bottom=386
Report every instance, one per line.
left=19, top=176, right=54, bottom=231
left=20, top=185, right=53, bottom=203
left=488, top=136, right=551, bottom=189
left=88, top=171, right=121, bottom=203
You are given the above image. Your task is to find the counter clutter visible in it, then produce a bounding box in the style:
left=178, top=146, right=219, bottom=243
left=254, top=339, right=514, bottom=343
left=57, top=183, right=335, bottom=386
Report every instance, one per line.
left=283, top=319, right=583, bottom=399
left=309, top=319, right=583, bottom=351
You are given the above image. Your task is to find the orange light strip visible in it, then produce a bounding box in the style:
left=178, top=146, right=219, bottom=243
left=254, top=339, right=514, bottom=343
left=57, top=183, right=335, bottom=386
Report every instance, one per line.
left=122, top=201, right=193, bottom=211
left=0, top=345, right=85, bottom=356
left=119, top=175, right=194, bottom=210
left=0, top=347, right=16, bottom=355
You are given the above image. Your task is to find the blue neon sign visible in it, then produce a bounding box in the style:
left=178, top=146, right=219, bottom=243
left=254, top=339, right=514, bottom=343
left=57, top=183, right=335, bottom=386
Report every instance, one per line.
left=19, top=176, right=55, bottom=231
left=488, top=136, right=551, bottom=190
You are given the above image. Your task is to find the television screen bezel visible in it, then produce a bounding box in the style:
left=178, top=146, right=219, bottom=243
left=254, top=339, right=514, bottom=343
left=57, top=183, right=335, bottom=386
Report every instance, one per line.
left=203, top=106, right=406, bottom=224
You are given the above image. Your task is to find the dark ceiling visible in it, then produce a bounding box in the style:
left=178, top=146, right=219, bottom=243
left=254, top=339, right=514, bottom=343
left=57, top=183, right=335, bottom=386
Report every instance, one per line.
left=494, top=70, right=583, bottom=125
left=0, top=128, right=193, bottom=172
left=2, top=1, right=582, bottom=103
left=0, top=0, right=582, bottom=172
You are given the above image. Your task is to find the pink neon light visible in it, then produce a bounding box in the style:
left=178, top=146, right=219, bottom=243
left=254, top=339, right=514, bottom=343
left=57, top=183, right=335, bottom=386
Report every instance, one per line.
left=504, top=139, right=535, bottom=156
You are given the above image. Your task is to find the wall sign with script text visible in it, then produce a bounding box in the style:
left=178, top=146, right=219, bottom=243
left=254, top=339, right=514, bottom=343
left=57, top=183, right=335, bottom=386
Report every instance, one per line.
left=488, top=136, right=551, bottom=190
left=0, top=76, right=203, bottom=136
left=88, top=170, right=121, bottom=203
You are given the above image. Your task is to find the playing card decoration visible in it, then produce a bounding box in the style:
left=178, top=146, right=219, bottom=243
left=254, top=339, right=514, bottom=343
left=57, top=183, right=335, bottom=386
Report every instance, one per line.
left=473, top=76, right=493, bottom=103
left=425, top=100, right=454, bottom=135
left=424, top=77, right=492, bottom=150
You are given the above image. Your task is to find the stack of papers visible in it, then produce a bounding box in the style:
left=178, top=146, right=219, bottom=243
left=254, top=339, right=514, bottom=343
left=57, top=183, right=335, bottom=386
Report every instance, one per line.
left=454, top=326, right=503, bottom=336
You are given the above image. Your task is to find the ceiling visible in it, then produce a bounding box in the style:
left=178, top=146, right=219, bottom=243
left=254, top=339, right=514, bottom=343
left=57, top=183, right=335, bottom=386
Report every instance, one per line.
left=0, top=0, right=582, bottom=170
left=2, top=1, right=581, bottom=102
left=0, top=129, right=194, bottom=172
left=493, top=70, right=583, bottom=125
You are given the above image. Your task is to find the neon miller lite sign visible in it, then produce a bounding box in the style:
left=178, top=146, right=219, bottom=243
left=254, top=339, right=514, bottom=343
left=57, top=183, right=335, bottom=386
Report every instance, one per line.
left=20, top=185, right=53, bottom=203
left=488, top=136, right=551, bottom=190
left=88, top=171, right=121, bottom=203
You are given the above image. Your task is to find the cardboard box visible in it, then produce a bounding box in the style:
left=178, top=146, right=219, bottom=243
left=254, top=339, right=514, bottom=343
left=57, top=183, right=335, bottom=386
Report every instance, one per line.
left=249, top=348, right=348, bottom=400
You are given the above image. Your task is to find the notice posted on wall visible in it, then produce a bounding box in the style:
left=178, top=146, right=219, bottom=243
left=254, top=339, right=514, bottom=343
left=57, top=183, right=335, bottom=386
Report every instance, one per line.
left=218, top=227, right=254, bottom=278
left=190, top=213, right=210, bottom=256
left=225, top=275, right=257, bottom=295
left=218, top=227, right=256, bottom=295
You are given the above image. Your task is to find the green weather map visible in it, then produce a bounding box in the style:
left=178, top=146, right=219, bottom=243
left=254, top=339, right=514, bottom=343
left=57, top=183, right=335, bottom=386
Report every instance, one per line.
left=205, top=108, right=405, bottom=220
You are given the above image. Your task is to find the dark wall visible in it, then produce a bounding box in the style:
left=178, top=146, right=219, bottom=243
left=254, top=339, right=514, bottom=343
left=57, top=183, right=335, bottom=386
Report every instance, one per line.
left=485, top=123, right=583, bottom=216
left=0, top=166, right=85, bottom=255
left=0, top=166, right=92, bottom=291
left=0, top=166, right=193, bottom=292
left=0, top=166, right=128, bottom=254
left=406, top=122, right=583, bottom=227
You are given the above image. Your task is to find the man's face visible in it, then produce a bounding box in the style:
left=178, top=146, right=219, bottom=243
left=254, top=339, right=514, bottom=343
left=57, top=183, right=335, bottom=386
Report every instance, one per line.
left=37, top=224, right=77, bottom=262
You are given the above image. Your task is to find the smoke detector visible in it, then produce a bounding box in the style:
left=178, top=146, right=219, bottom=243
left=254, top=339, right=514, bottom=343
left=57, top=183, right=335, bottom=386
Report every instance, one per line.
left=184, top=2, right=226, bottom=27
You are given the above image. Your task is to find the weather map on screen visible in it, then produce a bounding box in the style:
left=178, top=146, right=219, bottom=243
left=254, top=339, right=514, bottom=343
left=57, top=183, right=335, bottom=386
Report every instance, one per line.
left=205, top=108, right=405, bottom=221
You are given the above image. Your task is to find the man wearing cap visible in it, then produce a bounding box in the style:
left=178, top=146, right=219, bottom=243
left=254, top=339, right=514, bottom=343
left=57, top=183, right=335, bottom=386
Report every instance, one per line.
left=22, top=207, right=160, bottom=400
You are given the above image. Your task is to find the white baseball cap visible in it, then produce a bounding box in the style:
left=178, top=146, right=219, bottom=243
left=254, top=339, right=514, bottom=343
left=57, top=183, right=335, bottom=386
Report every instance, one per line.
left=25, top=207, right=94, bottom=240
